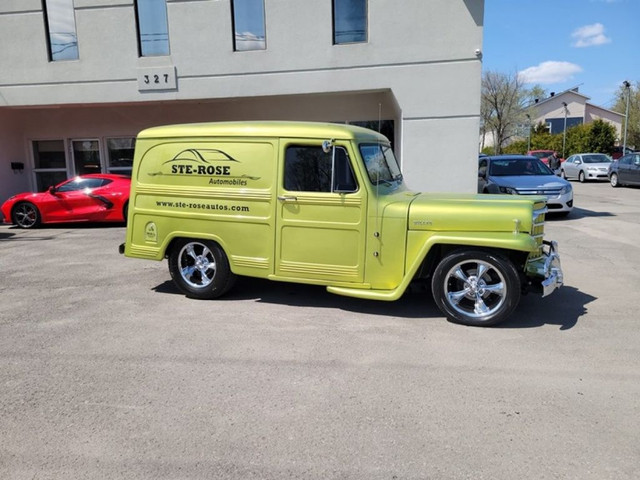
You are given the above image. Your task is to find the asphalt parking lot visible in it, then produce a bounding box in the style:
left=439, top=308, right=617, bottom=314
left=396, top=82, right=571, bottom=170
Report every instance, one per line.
left=1, top=181, right=639, bottom=479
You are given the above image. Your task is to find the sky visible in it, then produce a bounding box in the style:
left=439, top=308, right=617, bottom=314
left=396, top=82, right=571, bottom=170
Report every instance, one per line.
left=482, top=0, right=640, bottom=110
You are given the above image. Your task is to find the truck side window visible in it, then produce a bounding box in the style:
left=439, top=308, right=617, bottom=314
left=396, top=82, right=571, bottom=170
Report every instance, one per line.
left=284, top=145, right=356, bottom=192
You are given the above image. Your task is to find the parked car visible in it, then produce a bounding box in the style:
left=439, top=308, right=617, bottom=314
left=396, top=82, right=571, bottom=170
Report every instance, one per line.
left=479, top=155, right=573, bottom=216
left=1, top=174, right=131, bottom=229
left=527, top=149, right=561, bottom=165
left=561, top=153, right=612, bottom=182
left=609, top=153, right=640, bottom=187
left=611, top=146, right=635, bottom=160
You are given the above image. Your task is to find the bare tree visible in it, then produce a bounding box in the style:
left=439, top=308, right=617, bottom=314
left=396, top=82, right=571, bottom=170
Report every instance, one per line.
left=481, top=71, right=529, bottom=153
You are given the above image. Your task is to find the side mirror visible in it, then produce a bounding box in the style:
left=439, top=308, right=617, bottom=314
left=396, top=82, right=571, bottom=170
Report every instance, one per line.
left=48, top=186, right=57, bottom=195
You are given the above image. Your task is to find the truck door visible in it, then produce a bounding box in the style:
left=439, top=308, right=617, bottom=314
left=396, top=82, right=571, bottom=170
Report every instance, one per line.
left=275, top=141, right=367, bottom=284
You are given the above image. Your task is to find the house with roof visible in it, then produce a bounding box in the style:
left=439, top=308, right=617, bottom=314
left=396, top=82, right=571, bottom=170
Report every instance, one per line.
left=527, top=87, right=624, bottom=138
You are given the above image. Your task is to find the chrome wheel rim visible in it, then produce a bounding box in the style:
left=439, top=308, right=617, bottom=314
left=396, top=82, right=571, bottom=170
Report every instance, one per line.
left=14, top=204, right=37, bottom=228
left=443, top=259, right=506, bottom=320
left=611, top=174, right=618, bottom=187
left=178, top=242, right=216, bottom=288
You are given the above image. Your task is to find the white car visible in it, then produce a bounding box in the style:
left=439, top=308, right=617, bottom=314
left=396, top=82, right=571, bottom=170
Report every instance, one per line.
left=561, top=153, right=612, bottom=182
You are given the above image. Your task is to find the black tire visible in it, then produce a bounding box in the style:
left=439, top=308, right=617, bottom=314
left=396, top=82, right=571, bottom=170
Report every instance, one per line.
left=123, top=202, right=129, bottom=224
left=12, top=202, right=41, bottom=229
left=610, top=173, right=620, bottom=188
left=431, top=249, right=521, bottom=327
left=578, top=171, right=585, bottom=183
left=561, top=169, right=567, bottom=179
left=168, top=238, right=236, bottom=299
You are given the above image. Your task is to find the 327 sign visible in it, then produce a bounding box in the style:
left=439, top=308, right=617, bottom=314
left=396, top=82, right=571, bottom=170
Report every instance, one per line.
left=137, top=67, right=177, bottom=91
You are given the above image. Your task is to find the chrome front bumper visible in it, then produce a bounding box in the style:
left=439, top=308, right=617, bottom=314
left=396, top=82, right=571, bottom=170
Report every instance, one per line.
left=526, top=240, right=564, bottom=297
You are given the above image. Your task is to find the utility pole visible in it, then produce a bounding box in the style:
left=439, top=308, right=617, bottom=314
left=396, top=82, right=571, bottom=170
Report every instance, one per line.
left=623, top=81, right=631, bottom=152
left=562, top=102, right=568, bottom=159
left=526, top=113, right=531, bottom=152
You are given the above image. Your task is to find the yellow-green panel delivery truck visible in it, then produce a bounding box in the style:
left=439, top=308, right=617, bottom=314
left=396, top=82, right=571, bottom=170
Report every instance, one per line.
left=121, top=121, right=563, bottom=327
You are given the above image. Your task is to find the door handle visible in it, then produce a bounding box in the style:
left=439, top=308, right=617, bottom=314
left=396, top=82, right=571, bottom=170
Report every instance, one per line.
left=277, top=195, right=298, bottom=202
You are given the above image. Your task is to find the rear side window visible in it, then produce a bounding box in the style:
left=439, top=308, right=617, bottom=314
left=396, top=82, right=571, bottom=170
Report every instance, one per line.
left=58, top=178, right=111, bottom=192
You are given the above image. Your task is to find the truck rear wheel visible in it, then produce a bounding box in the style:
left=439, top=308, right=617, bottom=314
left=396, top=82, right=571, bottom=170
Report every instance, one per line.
left=431, top=249, right=521, bottom=327
left=168, top=239, right=236, bottom=299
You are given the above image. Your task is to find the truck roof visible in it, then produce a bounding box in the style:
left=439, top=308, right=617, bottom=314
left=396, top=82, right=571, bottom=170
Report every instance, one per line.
left=137, top=121, right=390, bottom=143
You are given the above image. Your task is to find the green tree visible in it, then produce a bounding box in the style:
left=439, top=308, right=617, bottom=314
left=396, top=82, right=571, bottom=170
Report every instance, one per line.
left=587, top=119, right=617, bottom=153
left=564, top=124, right=591, bottom=155
left=612, top=81, right=640, bottom=149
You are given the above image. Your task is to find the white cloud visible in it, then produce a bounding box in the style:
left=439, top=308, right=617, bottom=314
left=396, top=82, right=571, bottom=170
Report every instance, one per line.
left=518, top=61, right=583, bottom=84
left=571, top=23, right=612, bottom=47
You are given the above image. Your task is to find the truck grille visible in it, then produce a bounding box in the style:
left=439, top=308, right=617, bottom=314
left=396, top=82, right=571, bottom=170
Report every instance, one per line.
left=530, top=204, right=547, bottom=260
left=517, top=187, right=562, bottom=197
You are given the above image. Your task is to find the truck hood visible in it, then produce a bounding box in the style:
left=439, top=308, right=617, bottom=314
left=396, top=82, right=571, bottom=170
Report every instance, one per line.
left=407, top=192, right=545, bottom=233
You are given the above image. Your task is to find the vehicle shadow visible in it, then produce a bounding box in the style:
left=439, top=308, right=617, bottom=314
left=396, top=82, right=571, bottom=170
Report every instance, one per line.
left=547, top=207, right=615, bottom=221
left=0, top=222, right=125, bottom=240
left=153, top=277, right=437, bottom=319
left=153, top=277, right=593, bottom=329
left=35, top=222, right=126, bottom=229
left=499, top=286, right=595, bottom=330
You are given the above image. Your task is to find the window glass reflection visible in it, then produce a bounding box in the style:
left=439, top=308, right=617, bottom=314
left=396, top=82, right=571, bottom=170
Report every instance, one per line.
left=333, top=0, right=367, bottom=44
left=107, top=138, right=135, bottom=175
left=44, top=0, right=79, bottom=61
left=72, top=140, right=101, bottom=175
left=135, top=0, right=170, bottom=56
left=33, top=140, right=66, bottom=169
left=232, top=0, right=266, bottom=51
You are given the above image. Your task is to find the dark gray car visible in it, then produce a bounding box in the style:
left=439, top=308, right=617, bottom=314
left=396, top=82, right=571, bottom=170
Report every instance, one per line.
left=609, top=153, right=640, bottom=187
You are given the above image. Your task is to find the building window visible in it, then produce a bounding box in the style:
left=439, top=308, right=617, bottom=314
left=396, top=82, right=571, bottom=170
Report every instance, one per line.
left=106, top=138, right=136, bottom=176
left=333, top=0, right=367, bottom=45
left=42, top=0, right=79, bottom=61
left=231, top=0, right=266, bottom=51
left=33, top=140, right=68, bottom=191
left=134, top=0, right=170, bottom=57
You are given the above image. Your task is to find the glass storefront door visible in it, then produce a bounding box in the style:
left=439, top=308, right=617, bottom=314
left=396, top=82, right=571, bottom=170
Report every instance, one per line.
left=72, top=139, right=102, bottom=175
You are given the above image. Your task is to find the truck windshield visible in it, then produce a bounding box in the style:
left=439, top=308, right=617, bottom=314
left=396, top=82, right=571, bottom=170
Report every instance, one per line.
left=359, top=144, right=403, bottom=185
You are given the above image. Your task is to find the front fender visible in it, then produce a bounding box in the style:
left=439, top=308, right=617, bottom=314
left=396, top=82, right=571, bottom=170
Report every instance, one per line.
left=406, top=231, right=538, bottom=277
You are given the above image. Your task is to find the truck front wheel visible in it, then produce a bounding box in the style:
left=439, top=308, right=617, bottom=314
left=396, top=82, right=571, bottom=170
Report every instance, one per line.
left=168, top=239, right=236, bottom=299
left=431, top=250, right=521, bottom=327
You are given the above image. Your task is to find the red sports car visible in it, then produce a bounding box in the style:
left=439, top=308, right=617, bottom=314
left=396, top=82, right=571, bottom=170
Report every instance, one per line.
left=1, top=174, right=131, bottom=229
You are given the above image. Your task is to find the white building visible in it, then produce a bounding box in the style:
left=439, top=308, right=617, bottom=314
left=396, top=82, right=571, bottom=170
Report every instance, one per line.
left=0, top=0, right=484, bottom=204
left=527, top=87, right=624, bottom=138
